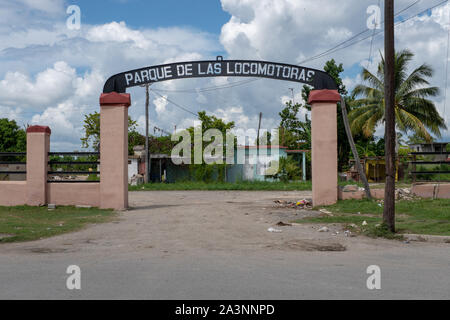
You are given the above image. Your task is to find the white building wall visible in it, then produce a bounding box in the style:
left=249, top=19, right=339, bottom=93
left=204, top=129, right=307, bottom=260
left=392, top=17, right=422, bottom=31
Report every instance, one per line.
left=128, top=158, right=139, bottom=183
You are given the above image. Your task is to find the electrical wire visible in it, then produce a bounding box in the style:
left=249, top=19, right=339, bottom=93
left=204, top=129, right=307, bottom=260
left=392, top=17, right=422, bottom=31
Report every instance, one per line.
left=151, top=78, right=258, bottom=94
left=150, top=89, right=198, bottom=116
left=299, top=0, right=443, bottom=65
left=148, top=0, right=426, bottom=94
left=8, top=0, right=448, bottom=123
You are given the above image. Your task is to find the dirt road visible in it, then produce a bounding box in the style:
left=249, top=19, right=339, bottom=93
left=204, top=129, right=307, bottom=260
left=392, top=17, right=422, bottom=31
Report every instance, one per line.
left=0, top=191, right=449, bottom=299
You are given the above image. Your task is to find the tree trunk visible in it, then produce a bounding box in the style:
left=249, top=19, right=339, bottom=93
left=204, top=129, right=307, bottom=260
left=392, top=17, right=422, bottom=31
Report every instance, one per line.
left=340, top=97, right=372, bottom=199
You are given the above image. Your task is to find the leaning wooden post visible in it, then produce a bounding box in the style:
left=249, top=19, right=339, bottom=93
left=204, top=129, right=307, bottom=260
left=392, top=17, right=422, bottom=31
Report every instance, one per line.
left=308, top=90, right=340, bottom=206
left=99, top=92, right=131, bottom=210
left=340, top=97, right=372, bottom=199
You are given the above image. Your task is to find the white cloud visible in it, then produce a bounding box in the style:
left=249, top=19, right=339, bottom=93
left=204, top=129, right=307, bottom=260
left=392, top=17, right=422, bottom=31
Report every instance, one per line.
left=430, top=3, right=450, bottom=30
left=0, top=105, right=25, bottom=122
left=154, top=95, right=168, bottom=115
left=0, top=61, right=76, bottom=109
left=1, top=0, right=449, bottom=150
left=0, top=0, right=64, bottom=30
left=87, top=21, right=153, bottom=49
left=31, top=101, right=76, bottom=135
left=18, top=0, right=64, bottom=14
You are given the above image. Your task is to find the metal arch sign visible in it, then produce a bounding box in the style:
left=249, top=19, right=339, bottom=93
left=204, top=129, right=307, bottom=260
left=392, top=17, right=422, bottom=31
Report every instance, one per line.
left=103, top=57, right=337, bottom=93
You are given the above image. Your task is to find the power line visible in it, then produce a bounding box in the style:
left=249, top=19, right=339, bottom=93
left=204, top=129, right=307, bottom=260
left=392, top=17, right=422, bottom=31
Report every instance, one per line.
left=6, top=0, right=446, bottom=125
left=151, top=78, right=258, bottom=94
left=151, top=0, right=428, bottom=95
left=153, top=126, right=171, bottom=136
left=299, top=0, right=443, bottom=65
left=150, top=89, right=198, bottom=116
left=299, top=0, right=422, bottom=64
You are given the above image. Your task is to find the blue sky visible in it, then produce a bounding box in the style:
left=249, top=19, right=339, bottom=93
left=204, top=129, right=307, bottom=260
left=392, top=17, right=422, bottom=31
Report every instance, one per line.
left=0, top=0, right=449, bottom=150
left=66, top=0, right=362, bottom=80
left=72, top=0, right=231, bottom=34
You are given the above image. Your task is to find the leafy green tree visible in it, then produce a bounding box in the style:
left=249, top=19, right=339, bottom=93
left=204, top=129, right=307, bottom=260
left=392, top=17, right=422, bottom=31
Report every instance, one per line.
left=186, top=111, right=235, bottom=152
left=183, top=111, right=235, bottom=182
left=350, top=49, right=446, bottom=141
left=278, top=101, right=305, bottom=149
left=355, top=138, right=385, bottom=158
left=324, top=59, right=348, bottom=96
left=80, top=112, right=138, bottom=152
left=128, top=131, right=177, bottom=156
left=128, top=130, right=146, bottom=155
left=255, top=130, right=272, bottom=146
left=188, top=111, right=235, bottom=136
left=148, top=135, right=176, bottom=155
left=0, top=118, right=26, bottom=152
left=279, top=101, right=303, bottom=130
left=273, top=156, right=301, bottom=182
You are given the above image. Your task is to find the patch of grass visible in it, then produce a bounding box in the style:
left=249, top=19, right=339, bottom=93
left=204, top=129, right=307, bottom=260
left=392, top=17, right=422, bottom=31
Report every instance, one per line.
left=364, top=224, right=404, bottom=240
left=87, top=174, right=100, bottom=181
left=337, top=181, right=411, bottom=189
left=296, top=198, right=450, bottom=237
left=0, top=205, right=116, bottom=243
left=129, top=180, right=313, bottom=191
left=299, top=215, right=379, bottom=224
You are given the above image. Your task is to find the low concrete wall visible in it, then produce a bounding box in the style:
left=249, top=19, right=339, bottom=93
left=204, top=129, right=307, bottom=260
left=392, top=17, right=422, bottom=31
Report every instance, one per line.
left=0, top=181, right=101, bottom=207
left=437, top=184, right=450, bottom=199
left=412, top=183, right=450, bottom=199
left=338, top=188, right=385, bottom=200
left=0, top=181, right=27, bottom=206
left=1, top=117, right=129, bottom=209
left=339, top=184, right=450, bottom=200
left=47, top=183, right=100, bottom=207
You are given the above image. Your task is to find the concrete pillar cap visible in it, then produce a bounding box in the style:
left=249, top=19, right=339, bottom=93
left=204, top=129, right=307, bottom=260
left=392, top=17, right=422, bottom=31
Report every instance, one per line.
left=100, top=92, right=131, bottom=107
left=308, top=89, right=341, bottom=104
left=26, top=125, right=51, bottom=134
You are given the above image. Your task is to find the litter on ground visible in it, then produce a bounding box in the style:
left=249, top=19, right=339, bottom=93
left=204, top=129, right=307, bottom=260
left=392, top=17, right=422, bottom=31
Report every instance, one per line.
left=276, top=221, right=292, bottom=226
left=273, top=199, right=312, bottom=209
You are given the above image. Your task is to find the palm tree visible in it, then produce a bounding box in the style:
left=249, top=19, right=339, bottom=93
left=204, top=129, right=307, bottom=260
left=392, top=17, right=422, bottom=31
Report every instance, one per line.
left=349, top=49, right=446, bottom=142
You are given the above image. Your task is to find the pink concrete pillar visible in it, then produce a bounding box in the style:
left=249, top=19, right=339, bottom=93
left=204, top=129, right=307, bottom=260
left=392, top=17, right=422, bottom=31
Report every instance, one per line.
left=308, top=90, right=341, bottom=206
left=99, top=92, right=131, bottom=210
left=26, top=125, right=51, bottom=206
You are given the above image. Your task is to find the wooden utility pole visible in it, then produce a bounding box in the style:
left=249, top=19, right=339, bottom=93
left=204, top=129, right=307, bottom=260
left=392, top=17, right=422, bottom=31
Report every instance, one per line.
left=143, top=84, right=150, bottom=183
left=289, top=88, right=295, bottom=104
left=384, top=0, right=396, bottom=232
left=256, top=112, right=262, bottom=147
left=256, top=112, right=262, bottom=165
